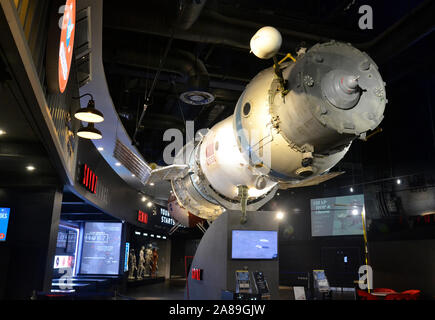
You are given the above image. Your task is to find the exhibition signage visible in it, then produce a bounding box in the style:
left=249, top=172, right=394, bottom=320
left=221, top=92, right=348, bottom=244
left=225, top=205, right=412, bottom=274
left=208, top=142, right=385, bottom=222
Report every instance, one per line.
left=138, top=210, right=148, bottom=224
left=81, top=164, right=98, bottom=193
left=46, top=0, right=76, bottom=93
left=0, top=208, right=10, bottom=241
left=58, top=0, right=76, bottom=93
left=161, top=207, right=175, bottom=226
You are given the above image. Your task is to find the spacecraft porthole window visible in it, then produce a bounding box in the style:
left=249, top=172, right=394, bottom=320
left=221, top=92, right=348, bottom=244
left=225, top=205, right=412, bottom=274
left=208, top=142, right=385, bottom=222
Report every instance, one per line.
left=243, top=102, right=251, bottom=117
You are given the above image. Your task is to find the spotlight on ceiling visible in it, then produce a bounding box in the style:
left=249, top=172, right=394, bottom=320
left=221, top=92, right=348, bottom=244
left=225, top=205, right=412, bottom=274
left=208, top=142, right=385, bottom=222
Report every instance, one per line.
left=179, top=91, right=215, bottom=106
left=97, top=147, right=104, bottom=151
left=115, top=162, right=121, bottom=167
left=149, top=182, right=155, bottom=186
left=350, top=187, right=354, bottom=193
left=141, top=196, right=147, bottom=202
left=276, top=211, right=284, bottom=220
left=77, top=123, right=102, bottom=140
left=352, top=209, right=359, bottom=216
left=147, top=201, right=153, bottom=208
left=73, top=93, right=104, bottom=123
left=396, top=179, right=402, bottom=185
left=26, top=165, right=35, bottom=172
left=0, top=129, right=6, bottom=135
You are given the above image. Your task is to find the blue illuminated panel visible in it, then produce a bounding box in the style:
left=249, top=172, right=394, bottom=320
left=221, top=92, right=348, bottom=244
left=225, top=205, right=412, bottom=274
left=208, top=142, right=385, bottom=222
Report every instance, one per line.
left=0, top=208, right=11, bottom=241
left=124, top=242, right=130, bottom=272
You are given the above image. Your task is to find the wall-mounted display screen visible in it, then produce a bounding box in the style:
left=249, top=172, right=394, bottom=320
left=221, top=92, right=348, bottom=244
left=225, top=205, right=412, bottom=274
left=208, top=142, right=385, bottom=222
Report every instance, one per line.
left=80, top=222, right=122, bottom=275
left=0, top=208, right=11, bottom=241
left=231, top=230, right=278, bottom=259
left=311, top=194, right=365, bottom=237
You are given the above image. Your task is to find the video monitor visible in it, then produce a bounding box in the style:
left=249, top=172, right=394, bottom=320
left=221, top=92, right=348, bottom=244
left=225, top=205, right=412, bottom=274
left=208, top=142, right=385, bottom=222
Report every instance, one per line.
left=231, top=230, right=278, bottom=259
left=0, top=208, right=11, bottom=242
left=311, top=194, right=365, bottom=237
left=80, top=222, right=122, bottom=275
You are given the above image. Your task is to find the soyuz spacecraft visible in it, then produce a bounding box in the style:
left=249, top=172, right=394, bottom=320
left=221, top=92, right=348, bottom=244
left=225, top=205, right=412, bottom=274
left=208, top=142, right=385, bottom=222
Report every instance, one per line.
left=148, top=27, right=387, bottom=226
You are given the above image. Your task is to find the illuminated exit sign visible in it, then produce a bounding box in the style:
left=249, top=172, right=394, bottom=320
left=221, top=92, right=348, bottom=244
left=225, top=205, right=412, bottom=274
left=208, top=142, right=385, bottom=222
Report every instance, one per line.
left=81, top=164, right=97, bottom=193
left=138, top=210, right=148, bottom=224
left=192, top=268, right=202, bottom=281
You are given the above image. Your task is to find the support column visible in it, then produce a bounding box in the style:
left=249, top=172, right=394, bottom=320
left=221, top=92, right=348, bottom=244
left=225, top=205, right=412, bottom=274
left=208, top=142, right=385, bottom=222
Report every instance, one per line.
left=0, top=187, right=63, bottom=299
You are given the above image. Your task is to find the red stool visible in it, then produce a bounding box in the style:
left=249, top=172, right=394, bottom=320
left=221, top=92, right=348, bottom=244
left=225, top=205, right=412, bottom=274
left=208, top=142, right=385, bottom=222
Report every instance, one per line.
left=401, top=290, right=420, bottom=300
left=357, top=289, right=379, bottom=300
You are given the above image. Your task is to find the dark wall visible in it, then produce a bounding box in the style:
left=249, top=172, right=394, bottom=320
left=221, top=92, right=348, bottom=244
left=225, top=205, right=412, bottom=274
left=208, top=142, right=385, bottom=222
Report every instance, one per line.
left=0, top=187, right=62, bottom=299
left=266, top=174, right=435, bottom=294
left=264, top=185, right=365, bottom=288
left=170, top=237, right=201, bottom=278
left=369, top=240, right=435, bottom=298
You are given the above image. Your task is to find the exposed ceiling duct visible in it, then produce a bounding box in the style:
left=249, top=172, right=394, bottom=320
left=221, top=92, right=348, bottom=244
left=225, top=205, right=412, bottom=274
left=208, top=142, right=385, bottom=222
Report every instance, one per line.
left=105, top=47, right=213, bottom=105
left=173, top=0, right=208, bottom=30
left=103, top=2, right=344, bottom=53
left=104, top=0, right=434, bottom=63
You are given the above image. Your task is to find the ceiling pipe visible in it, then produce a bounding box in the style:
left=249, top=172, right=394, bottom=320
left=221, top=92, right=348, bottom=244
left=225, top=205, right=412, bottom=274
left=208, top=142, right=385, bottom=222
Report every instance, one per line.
left=103, top=3, right=339, bottom=53
left=132, top=36, right=173, bottom=145
left=109, top=46, right=211, bottom=144
left=173, top=0, right=208, bottom=30
left=356, top=0, right=434, bottom=65
left=104, top=1, right=433, bottom=60
left=106, top=47, right=210, bottom=94
left=129, top=0, right=210, bottom=145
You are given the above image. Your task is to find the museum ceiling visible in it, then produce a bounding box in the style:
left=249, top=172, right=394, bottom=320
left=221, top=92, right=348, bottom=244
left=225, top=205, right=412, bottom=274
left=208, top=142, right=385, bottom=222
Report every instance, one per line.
left=101, top=0, right=434, bottom=179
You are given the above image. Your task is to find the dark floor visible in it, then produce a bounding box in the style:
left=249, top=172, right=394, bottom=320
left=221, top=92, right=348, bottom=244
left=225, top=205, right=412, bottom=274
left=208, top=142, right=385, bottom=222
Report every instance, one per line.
left=120, top=279, right=356, bottom=300
left=122, top=278, right=186, bottom=300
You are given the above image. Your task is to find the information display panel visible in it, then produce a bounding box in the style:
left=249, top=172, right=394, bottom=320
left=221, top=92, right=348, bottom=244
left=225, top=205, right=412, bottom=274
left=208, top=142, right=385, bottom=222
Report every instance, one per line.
left=80, top=222, right=122, bottom=275
left=311, top=194, right=365, bottom=237
left=0, top=208, right=10, bottom=241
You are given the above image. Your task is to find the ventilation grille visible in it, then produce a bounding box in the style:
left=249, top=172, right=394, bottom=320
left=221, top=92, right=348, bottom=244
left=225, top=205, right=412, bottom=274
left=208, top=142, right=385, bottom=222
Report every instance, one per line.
left=113, top=139, right=151, bottom=184
left=74, top=7, right=92, bottom=87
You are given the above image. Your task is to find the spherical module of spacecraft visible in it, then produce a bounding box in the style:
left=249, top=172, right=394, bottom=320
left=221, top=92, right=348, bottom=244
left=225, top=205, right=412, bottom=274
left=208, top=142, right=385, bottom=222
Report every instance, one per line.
left=250, top=26, right=282, bottom=59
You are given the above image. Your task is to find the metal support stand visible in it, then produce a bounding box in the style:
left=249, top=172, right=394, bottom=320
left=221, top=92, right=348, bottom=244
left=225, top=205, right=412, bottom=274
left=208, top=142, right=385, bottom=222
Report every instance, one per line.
left=237, top=185, right=249, bottom=224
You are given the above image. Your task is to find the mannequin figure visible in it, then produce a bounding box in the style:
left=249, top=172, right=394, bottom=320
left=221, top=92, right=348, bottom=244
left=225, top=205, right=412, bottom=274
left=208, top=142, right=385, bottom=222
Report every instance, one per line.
left=128, top=249, right=137, bottom=280
left=145, top=244, right=153, bottom=276
left=136, top=246, right=146, bottom=279
left=151, top=248, right=159, bottom=278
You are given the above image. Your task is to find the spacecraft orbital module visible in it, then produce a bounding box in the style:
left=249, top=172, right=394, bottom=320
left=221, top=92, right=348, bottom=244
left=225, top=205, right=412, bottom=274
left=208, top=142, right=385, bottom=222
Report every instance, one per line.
left=149, top=27, right=387, bottom=224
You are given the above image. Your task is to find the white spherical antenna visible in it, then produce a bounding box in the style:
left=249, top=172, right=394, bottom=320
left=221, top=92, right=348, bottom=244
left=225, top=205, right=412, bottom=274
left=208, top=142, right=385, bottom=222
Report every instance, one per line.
left=250, top=26, right=282, bottom=59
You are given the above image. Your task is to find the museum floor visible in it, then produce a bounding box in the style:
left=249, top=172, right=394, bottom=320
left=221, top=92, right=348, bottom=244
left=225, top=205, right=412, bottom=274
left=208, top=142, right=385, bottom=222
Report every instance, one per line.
left=122, top=279, right=186, bottom=300
left=120, top=279, right=356, bottom=300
